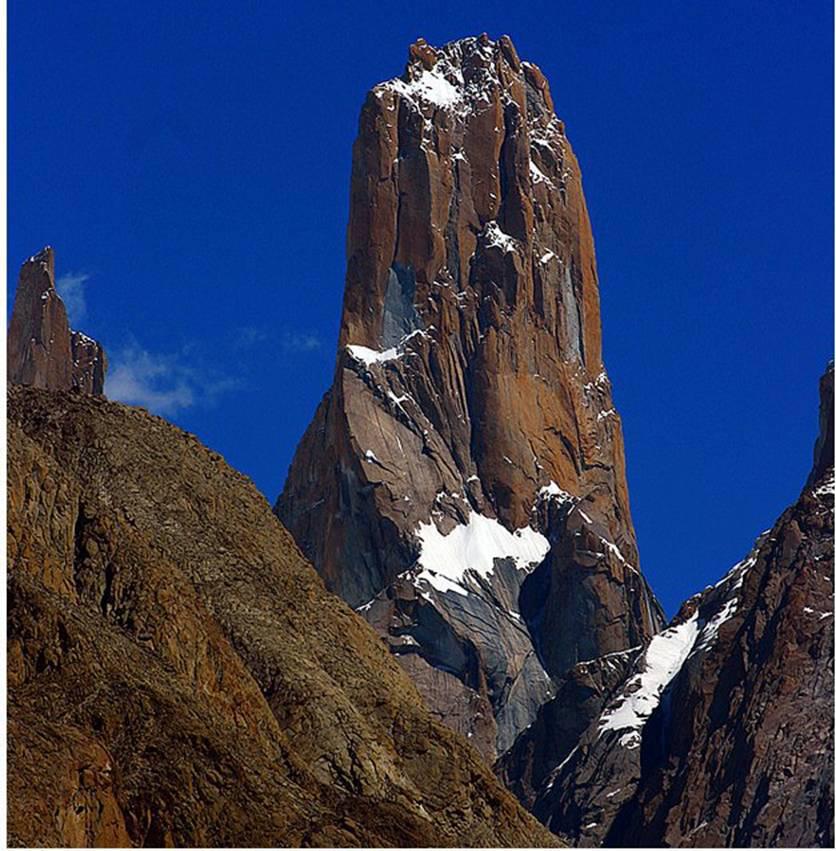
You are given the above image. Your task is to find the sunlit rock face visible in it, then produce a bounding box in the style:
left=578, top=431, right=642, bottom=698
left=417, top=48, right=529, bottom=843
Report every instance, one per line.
left=7, top=247, right=106, bottom=395
left=507, top=364, right=834, bottom=847
left=276, top=34, right=664, bottom=762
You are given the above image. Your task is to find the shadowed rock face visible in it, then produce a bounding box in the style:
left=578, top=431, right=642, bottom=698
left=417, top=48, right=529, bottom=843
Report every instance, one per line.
left=7, top=247, right=106, bottom=395
left=276, top=34, right=664, bottom=762
left=511, top=364, right=834, bottom=848
left=7, top=384, right=557, bottom=848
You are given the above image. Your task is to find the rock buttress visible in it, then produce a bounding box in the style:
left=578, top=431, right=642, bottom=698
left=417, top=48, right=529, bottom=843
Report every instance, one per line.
left=277, top=34, right=664, bottom=761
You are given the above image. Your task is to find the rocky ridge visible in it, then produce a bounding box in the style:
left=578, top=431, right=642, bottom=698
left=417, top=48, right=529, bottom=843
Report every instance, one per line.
left=507, top=365, right=834, bottom=847
left=277, top=34, right=664, bottom=763
left=7, top=247, right=106, bottom=395
left=7, top=384, right=556, bottom=848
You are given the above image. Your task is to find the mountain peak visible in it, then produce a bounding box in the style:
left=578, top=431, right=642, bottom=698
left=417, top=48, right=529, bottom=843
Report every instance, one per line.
left=7, top=247, right=107, bottom=395
left=374, top=33, right=552, bottom=123
left=278, top=37, right=663, bottom=761
left=24, top=245, right=55, bottom=275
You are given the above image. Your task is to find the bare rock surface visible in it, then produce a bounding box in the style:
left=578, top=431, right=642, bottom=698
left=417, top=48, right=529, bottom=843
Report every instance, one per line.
left=277, top=34, right=663, bottom=763
left=7, top=384, right=557, bottom=848
left=7, top=247, right=107, bottom=395
left=515, top=365, right=834, bottom=847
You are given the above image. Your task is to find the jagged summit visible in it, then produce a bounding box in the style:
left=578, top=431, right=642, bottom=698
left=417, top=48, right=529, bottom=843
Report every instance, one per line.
left=26, top=244, right=55, bottom=266
left=278, top=37, right=663, bottom=761
left=371, top=34, right=557, bottom=120
left=7, top=247, right=107, bottom=395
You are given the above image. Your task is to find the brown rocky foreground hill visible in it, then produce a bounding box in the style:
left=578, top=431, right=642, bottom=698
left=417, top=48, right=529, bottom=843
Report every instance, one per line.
left=7, top=384, right=556, bottom=848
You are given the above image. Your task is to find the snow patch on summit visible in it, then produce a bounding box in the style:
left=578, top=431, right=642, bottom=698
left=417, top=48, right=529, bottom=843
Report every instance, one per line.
left=383, top=66, right=462, bottom=109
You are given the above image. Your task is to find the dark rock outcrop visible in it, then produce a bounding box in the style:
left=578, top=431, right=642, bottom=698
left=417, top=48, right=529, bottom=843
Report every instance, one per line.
left=70, top=331, right=107, bottom=396
left=515, top=364, right=834, bottom=847
left=7, top=384, right=557, bottom=848
left=7, top=247, right=106, bottom=395
left=277, top=34, right=663, bottom=763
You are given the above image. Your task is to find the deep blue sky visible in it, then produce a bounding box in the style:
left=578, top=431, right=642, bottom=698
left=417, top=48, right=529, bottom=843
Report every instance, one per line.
left=9, top=1, right=833, bottom=615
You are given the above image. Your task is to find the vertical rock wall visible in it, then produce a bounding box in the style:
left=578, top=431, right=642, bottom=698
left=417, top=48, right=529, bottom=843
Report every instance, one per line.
left=277, top=35, right=664, bottom=760
left=7, top=247, right=106, bottom=395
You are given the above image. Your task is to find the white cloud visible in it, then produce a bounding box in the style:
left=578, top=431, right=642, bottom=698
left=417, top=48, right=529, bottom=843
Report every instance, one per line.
left=230, top=326, right=322, bottom=354
left=232, top=325, right=270, bottom=350
left=281, top=330, right=322, bottom=352
left=107, top=344, right=236, bottom=416
left=55, top=272, right=90, bottom=325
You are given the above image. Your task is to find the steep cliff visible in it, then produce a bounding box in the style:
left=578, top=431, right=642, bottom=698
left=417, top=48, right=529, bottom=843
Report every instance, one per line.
left=7, top=247, right=106, bottom=395
left=516, top=365, right=834, bottom=847
left=7, top=385, right=556, bottom=848
left=277, top=34, right=664, bottom=762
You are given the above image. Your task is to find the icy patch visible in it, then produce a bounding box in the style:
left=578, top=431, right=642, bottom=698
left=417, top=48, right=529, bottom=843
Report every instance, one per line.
left=415, top=511, right=550, bottom=595
left=695, top=597, right=739, bottom=652
left=386, top=390, right=413, bottom=413
left=539, top=250, right=555, bottom=265
left=710, top=550, right=759, bottom=600
left=599, top=537, right=638, bottom=574
left=598, top=614, right=699, bottom=738
left=544, top=745, right=579, bottom=790
left=346, top=344, right=399, bottom=366
left=381, top=65, right=462, bottom=110
left=530, top=161, right=553, bottom=186
left=813, top=470, right=834, bottom=497
left=585, top=370, right=611, bottom=393
left=597, top=408, right=616, bottom=422
left=538, top=481, right=575, bottom=504
left=346, top=329, right=427, bottom=368
left=482, top=221, right=517, bottom=253
left=597, top=544, right=762, bottom=750
left=364, top=449, right=380, bottom=464
left=387, top=391, right=411, bottom=404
